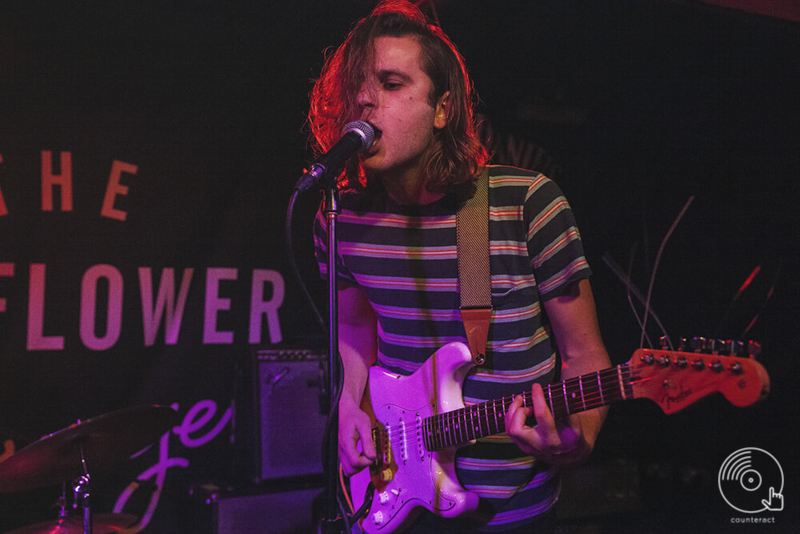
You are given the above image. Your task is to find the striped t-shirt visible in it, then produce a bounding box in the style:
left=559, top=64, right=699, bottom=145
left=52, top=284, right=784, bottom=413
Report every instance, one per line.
left=314, top=165, right=592, bottom=531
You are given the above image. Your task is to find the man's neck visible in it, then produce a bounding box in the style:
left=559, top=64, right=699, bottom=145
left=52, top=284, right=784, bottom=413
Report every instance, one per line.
left=380, top=168, right=444, bottom=205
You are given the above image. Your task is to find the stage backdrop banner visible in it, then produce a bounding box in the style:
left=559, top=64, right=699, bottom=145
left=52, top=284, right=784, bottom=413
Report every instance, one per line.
left=2, top=1, right=799, bottom=532
left=0, top=4, right=336, bottom=530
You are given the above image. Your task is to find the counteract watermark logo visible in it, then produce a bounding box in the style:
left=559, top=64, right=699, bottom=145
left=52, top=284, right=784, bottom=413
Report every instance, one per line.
left=719, top=447, right=783, bottom=517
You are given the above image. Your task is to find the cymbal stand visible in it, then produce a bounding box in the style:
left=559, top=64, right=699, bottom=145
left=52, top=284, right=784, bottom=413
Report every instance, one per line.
left=57, top=482, right=69, bottom=520
left=72, top=442, right=93, bottom=534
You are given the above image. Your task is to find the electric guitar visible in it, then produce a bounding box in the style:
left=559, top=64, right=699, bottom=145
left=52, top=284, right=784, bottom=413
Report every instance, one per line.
left=350, top=340, right=770, bottom=533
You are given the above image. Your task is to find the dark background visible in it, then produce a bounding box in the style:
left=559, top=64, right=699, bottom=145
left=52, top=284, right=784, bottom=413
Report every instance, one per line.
left=1, top=0, right=798, bottom=532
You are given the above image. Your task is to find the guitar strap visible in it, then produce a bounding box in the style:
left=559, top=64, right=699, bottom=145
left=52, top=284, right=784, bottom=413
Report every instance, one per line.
left=457, top=166, right=492, bottom=366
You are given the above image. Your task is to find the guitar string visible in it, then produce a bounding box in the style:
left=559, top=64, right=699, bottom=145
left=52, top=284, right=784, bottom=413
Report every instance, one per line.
left=378, top=367, right=626, bottom=445
left=376, top=360, right=699, bottom=443
left=376, top=356, right=746, bottom=448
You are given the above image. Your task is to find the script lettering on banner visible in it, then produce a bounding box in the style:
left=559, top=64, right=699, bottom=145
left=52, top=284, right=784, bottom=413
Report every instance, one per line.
left=113, top=399, right=233, bottom=532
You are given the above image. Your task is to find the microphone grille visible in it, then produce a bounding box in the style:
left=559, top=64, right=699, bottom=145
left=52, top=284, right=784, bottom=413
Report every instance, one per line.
left=342, top=120, right=375, bottom=150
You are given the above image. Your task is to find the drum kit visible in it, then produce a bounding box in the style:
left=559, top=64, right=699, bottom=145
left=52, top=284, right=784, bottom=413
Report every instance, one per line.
left=0, top=405, right=178, bottom=534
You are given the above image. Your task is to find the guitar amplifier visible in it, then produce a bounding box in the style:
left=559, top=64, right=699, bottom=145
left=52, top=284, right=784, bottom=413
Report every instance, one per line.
left=248, top=347, right=329, bottom=482
left=191, top=479, right=324, bottom=534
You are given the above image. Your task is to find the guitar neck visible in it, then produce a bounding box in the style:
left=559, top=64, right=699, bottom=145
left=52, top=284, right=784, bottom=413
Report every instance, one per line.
left=423, top=364, right=632, bottom=451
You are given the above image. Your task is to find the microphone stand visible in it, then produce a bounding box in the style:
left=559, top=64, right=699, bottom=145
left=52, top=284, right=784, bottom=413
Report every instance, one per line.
left=291, top=122, right=373, bottom=533
left=321, top=178, right=343, bottom=534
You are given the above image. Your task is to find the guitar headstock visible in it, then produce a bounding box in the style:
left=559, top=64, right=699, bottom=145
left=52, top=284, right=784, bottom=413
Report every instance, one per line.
left=627, top=338, right=770, bottom=414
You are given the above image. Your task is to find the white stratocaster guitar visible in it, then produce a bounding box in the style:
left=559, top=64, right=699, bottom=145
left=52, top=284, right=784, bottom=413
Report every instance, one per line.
left=349, top=339, right=770, bottom=533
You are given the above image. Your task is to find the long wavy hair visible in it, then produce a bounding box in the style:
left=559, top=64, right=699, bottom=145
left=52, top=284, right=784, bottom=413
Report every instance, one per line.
left=307, top=0, right=488, bottom=198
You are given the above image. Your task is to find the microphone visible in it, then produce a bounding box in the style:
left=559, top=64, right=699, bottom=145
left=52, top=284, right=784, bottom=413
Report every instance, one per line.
left=295, top=120, right=375, bottom=192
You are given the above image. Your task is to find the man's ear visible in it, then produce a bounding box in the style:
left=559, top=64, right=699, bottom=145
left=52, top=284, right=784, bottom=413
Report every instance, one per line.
left=434, top=91, right=450, bottom=129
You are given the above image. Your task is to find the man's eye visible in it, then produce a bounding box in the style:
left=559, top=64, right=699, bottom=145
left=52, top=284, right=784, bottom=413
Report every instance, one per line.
left=384, top=82, right=402, bottom=90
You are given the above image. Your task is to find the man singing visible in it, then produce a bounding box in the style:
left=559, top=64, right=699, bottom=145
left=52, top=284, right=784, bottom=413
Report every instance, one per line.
left=309, top=1, right=611, bottom=531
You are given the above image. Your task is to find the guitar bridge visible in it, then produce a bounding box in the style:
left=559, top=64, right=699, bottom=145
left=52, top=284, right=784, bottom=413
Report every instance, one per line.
left=369, top=424, right=395, bottom=484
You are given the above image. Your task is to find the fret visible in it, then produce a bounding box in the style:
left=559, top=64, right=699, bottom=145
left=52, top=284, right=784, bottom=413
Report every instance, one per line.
left=565, top=378, right=581, bottom=415
left=426, top=418, right=433, bottom=450
left=461, top=408, right=470, bottom=442
left=449, top=410, right=459, bottom=446
left=617, top=365, right=627, bottom=400
left=424, top=417, right=432, bottom=450
left=470, top=404, right=481, bottom=439
left=582, top=373, right=600, bottom=410
left=548, top=383, right=562, bottom=418
left=456, top=410, right=462, bottom=445
left=597, top=371, right=604, bottom=406
left=497, top=399, right=505, bottom=433
left=440, top=411, right=447, bottom=447
left=579, top=375, right=586, bottom=411
left=441, top=412, right=450, bottom=448
left=562, top=380, right=570, bottom=415
left=475, top=404, right=489, bottom=438
left=622, top=364, right=633, bottom=399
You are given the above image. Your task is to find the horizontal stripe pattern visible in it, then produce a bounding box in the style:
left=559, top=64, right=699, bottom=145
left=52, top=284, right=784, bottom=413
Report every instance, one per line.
left=314, top=166, right=590, bottom=529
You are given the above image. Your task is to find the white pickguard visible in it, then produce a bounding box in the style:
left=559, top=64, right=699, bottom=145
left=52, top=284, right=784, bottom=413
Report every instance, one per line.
left=350, top=342, right=480, bottom=533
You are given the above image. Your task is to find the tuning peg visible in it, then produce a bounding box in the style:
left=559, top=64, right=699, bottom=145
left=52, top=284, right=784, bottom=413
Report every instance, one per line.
left=690, top=337, right=707, bottom=352
left=722, top=340, right=744, bottom=356
left=747, top=341, right=762, bottom=359
left=703, top=338, right=720, bottom=354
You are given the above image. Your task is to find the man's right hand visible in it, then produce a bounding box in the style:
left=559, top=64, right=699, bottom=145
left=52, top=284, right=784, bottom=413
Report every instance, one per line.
left=338, top=395, right=377, bottom=476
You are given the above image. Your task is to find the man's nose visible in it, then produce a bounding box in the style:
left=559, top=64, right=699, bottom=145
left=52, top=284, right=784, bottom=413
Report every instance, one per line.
left=357, top=87, right=375, bottom=110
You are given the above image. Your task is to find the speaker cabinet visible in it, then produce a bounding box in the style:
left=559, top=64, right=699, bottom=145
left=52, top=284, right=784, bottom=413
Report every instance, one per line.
left=212, top=485, right=323, bottom=534
left=250, top=347, right=328, bottom=482
left=192, top=479, right=324, bottom=534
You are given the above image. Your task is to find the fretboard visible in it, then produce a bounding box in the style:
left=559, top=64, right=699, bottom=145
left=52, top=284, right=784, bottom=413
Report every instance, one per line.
left=422, top=363, right=632, bottom=451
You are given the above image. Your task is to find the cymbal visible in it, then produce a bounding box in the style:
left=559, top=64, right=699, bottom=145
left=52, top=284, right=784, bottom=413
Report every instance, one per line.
left=4, top=513, right=137, bottom=534
left=0, top=405, right=178, bottom=494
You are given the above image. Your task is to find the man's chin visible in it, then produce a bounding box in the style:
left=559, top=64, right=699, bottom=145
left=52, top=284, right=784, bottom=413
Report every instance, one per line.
left=361, top=159, right=386, bottom=176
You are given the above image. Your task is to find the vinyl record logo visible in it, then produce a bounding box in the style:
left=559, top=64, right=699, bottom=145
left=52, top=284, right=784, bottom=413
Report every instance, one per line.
left=718, top=447, right=784, bottom=513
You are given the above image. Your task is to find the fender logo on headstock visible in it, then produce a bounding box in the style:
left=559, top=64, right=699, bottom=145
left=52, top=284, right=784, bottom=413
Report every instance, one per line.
left=737, top=378, right=749, bottom=390
left=661, top=386, right=693, bottom=410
